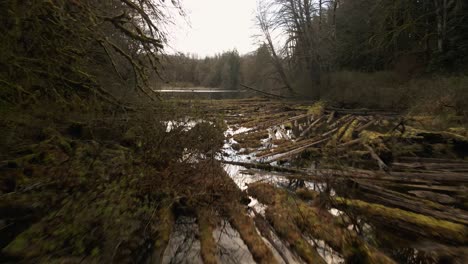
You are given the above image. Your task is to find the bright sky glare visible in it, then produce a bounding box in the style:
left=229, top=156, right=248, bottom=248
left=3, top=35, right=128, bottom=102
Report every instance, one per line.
left=166, top=0, right=259, bottom=57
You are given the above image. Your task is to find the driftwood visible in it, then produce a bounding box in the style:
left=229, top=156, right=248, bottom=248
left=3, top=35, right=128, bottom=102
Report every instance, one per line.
left=363, top=144, right=389, bottom=171
left=256, top=137, right=316, bottom=159
left=337, top=138, right=361, bottom=149
left=329, top=114, right=352, bottom=129
left=299, top=116, right=325, bottom=138
left=264, top=137, right=331, bottom=163
left=326, top=111, right=335, bottom=123
left=355, top=119, right=377, bottom=132
left=321, top=127, right=339, bottom=137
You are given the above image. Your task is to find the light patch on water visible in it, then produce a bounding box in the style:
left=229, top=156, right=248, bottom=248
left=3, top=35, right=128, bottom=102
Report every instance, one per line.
left=222, top=164, right=291, bottom=190
left=305, top=236, right=345, bottom=264
left=214, top=221, right=256, bottom=264
left=220, top=126, right=259, bottom=163
left=165, top=118, right=209, bottom=133
left=248, top=197, right=267, bottom=217
left=163, top=217, right=203, bottom=264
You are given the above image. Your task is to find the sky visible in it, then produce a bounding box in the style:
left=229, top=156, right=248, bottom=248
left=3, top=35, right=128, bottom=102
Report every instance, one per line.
left=166, top=0, right=260, bottom=57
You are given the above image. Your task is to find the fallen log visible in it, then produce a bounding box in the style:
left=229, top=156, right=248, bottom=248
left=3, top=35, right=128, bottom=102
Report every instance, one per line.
left=334, top=197, right=468, bottom=244
left=326, top=111, right=335, bottom=123
left=329, top=114, right=352, bottom=129
left=393, top=184, right=464, bottom=193
left=354, top=180, right=468, bottom=225
left=253, top=211, right=297, bottom=264
left=220, top=161, right=437, bottom=185
left=392, top=162, right=468, bottom=171
left=407, top=190, right=457, bottom=204
left=268, top=138, right=330, bottom=162
left=364, top=144, right=389, bottom=171
left=337, top=138, right=361, bottom=149
left=395, top=157, right=468, bottom=163
left=262, top=137, right=331, bottom=163
left=355, top=119, right=378, bottom=132
left=325, top=107, right=399, bottom=116
left=240, top=83, right=287, bottom=99
left=299, top=116, right=325, bottom=139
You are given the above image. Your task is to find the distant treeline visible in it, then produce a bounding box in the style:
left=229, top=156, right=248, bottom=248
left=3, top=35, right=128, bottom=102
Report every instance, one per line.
left=160, top=0, right=468, bottom=106
left=159, top=46, right=281, bottom=93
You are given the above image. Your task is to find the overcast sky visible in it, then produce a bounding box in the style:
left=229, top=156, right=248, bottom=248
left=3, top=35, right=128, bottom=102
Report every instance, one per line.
left=166, top=0, right=259, bottom=57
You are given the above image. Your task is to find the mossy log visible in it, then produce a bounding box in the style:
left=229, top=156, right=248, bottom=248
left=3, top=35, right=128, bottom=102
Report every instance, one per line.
left=248, top=183, right=395, bottom=264
left=252, top=211, right=299, bottom=264
left=334, top=197, right=468, bottom=244
left=227, top=204, right=278, bottom=264
left=197, top=209, right=218, bottom=264
left=354, top=180, right=468, bottom=225
left=153, top=206, right=174, bottom=264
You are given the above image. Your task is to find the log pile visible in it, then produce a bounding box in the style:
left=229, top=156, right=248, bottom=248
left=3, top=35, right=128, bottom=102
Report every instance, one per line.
left=219, top=99, right=468, bottom=261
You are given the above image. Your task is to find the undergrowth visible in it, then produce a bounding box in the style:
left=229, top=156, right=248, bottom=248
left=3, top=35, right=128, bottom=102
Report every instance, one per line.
left=0, top=99, right=234, bottom=263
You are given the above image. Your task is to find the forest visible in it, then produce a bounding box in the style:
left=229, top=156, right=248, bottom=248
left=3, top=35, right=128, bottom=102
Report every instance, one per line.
left=162, top=0, right=468, bottom=110
left=1, top=0, right=467, bottom=264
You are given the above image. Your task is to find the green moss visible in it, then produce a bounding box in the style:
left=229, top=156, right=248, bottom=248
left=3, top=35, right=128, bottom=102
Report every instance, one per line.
left=307, top=101, right=326, bottom=116
left=342, top=119, right=360, bottom=142
left=296, top=188, right=319, bottom=200
left=359, top=130, right=386, bottom=143
left=329, top=120, right=352, bottom=146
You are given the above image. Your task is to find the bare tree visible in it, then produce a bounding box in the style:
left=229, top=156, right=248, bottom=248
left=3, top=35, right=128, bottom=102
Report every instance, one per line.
left=256, top=1, right=295, bottom=95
